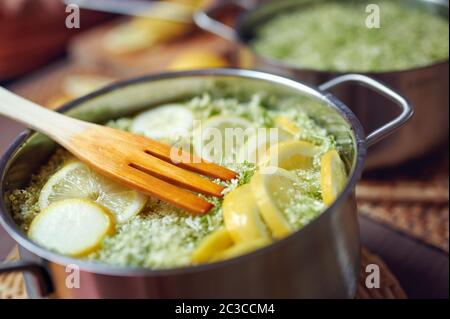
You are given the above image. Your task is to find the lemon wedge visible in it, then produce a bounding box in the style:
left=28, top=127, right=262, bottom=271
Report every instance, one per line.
left=260, top=140, right=319, bottom=170
left=250, top=168, right=300, bottom=239
left=223, top=184, right=271, bottom=244
left=193, top=116, right=253, bottom=164
left=39, top=161, right=147, bottom=223
left=238, top=128, right=294, bottom=165
left=211, top=238, right=271, bottom=262
left=274, top=115, right=301, bottom=135
left=29, top=199, right=115, bottom=257
left=130, top=104, right=194, bottom=140
left=191, top=228, right=233, bottom=264
left=168, top=51, right=229, bottom=71
left=320, top=150, right=348, bottom=206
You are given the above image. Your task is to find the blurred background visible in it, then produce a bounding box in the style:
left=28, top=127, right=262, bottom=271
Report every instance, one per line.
left=0, top=0, right=448, bottom=299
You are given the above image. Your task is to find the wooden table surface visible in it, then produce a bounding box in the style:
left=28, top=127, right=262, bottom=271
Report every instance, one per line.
left=1, top=87, right=448, bottom=299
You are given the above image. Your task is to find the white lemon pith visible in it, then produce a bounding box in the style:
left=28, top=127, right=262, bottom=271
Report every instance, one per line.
left=29, top=199, right=115, bottom=257
left=130, top=104, right=194, bottom=140
left=222, top=184, right=270, bottom=244
left=320, top=150, right=347, bottom=206
left=39, top=161, right=147, bottom=223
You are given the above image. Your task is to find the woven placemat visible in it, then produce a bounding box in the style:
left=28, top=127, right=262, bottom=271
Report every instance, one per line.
left=0, top=248, right=27, bottom=299
left=0, top=246, right=406, bottom=299
left=357, top=149, right=449, bottom=253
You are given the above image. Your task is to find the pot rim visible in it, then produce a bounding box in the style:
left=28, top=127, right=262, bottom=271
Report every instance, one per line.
left=234, top=0, right=449, bottom=75
left=0, top=68, right=367, bottom=277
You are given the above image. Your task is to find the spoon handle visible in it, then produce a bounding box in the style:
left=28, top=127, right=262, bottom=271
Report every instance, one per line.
left=0, top=86, right=89, bottom=144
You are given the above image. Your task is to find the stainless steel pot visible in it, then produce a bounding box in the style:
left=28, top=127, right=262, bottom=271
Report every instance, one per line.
left=195, top=0, right=449, bottom=169
left=0, top=69, right=411, bottom=298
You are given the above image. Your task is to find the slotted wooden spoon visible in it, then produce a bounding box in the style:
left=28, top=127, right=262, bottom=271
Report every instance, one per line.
left=0, top=87, right=237, bottom=214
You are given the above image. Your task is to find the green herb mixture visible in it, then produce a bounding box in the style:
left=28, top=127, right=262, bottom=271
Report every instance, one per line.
left=251, top=1, right=449, bottom=72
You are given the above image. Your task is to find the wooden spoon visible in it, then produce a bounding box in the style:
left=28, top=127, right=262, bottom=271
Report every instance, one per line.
left=0, top=87, right=237, bottom=214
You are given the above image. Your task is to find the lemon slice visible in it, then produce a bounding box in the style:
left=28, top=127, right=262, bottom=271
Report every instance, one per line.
left=29, top=199, right=115, bottom=257
left=320, top=149, right=348, bottom=206
left=250, top=168, right=300, bottom=239
left=104, top=23, right=158, bottom=54
left=211, top=238, right=271, bottom=262
left=39, top=161, right=147, bottom=223
left=193, top=116, right=253, bottom=164
left=223, top=184, right=271, bottom=244
left=104, top=6, right=191, bottom=54
left=131, top=104, right=194, bottom=140
left=238, top=128, right=294, bottom=165
left=274, top=115, right=301, bottom=135
left=167, top=51, right=229, bottom=71
left=191, top=228, right=233, bottom=264
left=260, top=140, right=319, bottom=170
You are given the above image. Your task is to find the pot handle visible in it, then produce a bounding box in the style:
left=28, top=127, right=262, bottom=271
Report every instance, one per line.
left=194, top=0, right=252, bottom=42
left=319, top=74, right=413, bottom=147
left=0, top=260, right=53, bottom=296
